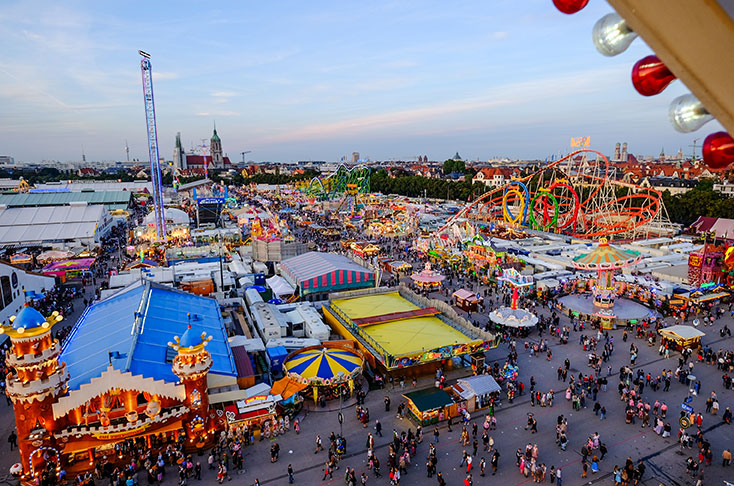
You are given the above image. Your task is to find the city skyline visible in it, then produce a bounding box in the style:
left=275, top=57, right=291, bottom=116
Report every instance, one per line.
left=0, top=0, right=723, bottom=164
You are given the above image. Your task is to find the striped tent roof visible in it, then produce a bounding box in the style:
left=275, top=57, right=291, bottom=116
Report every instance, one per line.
left=280, top=251, right=373, bottom=285
left=283, top=346, right=363, bottom=384
left=572, top=238, right=642, bottom=270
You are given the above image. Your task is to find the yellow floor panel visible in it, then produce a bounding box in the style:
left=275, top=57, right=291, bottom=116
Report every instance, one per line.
left=332, top=292, right=417, bottom=319
left=332, top=292, right=474, bottom=356
left=365, top=317, right=473, bottom=356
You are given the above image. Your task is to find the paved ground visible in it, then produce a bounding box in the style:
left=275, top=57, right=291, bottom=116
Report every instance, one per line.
left=0, top=233, right=730, bottom=486
left=0, top=299, right=729, bottom=486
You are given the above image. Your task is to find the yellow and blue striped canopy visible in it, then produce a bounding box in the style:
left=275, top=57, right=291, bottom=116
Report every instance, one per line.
left=284, top=347, right=363, bottom=381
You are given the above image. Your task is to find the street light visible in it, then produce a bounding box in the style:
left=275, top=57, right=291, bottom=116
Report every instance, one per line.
left=337, top=371, right=345, bottom=437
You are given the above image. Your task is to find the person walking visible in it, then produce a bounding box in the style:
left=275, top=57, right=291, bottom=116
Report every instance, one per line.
left=375, top=420, right=383, bottom=437
left=315, top=435, right=323, bottom=454
left=491, top=450, right=500, bottom=475
left=479, top=457, right=486, bottom=477
left=287, top=464, right=295, bottom=484
left=8, top=431, right=16, bottom=451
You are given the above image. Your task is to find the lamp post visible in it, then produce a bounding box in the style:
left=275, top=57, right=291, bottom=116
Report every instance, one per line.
left=337, top=371, right=345, bottom=437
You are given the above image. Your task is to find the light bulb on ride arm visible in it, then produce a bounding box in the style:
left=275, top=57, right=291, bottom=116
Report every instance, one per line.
left=668, top=94, right=714, bottom=133
left=592, top=13, right=638, bottom=56
left=631, top=55, right=676, bottom=96
left=552, top=0, right=589, bottom=14
left=703, top=132, right=734, bottom=171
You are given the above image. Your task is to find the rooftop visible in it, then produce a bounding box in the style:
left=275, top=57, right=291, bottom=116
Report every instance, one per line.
left=60, top=281, right=236, bottom=390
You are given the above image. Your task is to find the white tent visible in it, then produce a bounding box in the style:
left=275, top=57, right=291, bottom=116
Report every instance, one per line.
left=267, top=275, right=295, bottom=298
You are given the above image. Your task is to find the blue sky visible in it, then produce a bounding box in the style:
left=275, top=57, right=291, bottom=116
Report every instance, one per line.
left=0, top=0, right=721, bottom=163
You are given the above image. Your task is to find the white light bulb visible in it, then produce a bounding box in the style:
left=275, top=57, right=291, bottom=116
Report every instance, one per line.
left=592, top=13, right=638, bottom=57
left=668, top=94, right=714, bottom=133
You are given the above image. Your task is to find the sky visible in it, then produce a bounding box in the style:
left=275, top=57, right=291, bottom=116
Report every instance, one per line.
left=0, top=0, right=722, bottom=164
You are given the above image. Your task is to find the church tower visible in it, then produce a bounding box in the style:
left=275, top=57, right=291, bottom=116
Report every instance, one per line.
left=210, top=124, right=224, bottom=169
left=169, top=323, right=213, bottom=443
left=2, top=307, right=67, bottom=478
left=173, top=132, right=186, bottom=170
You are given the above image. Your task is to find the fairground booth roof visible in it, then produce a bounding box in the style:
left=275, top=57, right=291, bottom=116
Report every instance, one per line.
left=280, top=251, right=375, bottom=296
left=572, top=238, right=642, bottom=271
left=60, top=281, right=237, bottom=390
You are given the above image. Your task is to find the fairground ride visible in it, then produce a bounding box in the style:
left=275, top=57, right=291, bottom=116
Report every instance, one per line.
left=303, top=164, right=371, bottom=215
left=435, top=149, right=675, bottom=243
left=139, top=50, right=166, bottom=241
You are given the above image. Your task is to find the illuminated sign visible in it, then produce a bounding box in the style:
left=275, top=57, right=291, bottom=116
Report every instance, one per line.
left=570, top=136, right=591, bottom=148
left=689, top=255, right=702, bottom=267
left=197, top=198, right=226, bottom=205
left=245, top=395, right=268, bottom=404
left=92, top=423, right=150, bottom=441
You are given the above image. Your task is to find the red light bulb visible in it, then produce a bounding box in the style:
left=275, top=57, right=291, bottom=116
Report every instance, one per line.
left=553, top=0, right=589, bottom=14
left=703, top=131, right=734, bottom=170
left=631, top=55, right=676, bottom=96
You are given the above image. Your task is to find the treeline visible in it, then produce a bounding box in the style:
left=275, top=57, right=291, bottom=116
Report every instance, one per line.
left=370, top=168, right=490, bottom=202
left=662, top=179, right=734, bottom=226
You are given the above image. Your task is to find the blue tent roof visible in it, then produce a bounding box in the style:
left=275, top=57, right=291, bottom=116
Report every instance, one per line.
left=60, top=282, right=236, bottom=390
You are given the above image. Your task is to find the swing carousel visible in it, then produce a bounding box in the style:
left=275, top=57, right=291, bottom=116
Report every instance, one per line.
left=282, top=345, right=364, bottom=404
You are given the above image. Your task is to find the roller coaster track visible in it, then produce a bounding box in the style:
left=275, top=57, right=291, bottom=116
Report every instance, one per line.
left=434, top=149, right=673, bottom=241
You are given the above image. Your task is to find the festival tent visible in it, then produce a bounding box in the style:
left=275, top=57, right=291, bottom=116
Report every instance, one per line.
left=266, top=275, right=295, bottom=299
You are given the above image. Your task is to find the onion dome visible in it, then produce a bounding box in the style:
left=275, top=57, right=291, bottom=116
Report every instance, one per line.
left=0, top=306, right=63, bottom=338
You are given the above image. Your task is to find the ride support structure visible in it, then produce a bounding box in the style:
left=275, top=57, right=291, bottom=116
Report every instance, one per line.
left=139, top=50, right=167, bottom=241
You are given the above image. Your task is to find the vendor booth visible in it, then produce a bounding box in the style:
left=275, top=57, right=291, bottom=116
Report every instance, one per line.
left=403, top=388, right=455, bottom=426
left=219, top=383, right=282, bottom=440
left=659, top=325, right=705, bottom=350
left=453, top=289, right=482, bottom=312
left=451, top=375, right=501, bottom=412
left=9, top=253, right=32, bottom=265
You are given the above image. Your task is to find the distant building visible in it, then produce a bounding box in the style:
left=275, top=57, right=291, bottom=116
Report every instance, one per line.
left=472, top=168, right=514, bottom=187
left=0, top=156, right=14, bottom=165
left=714, top=181, right=734, bottom=197
left=614, top=143, right=621, bottom=162
left=352, top=152, right=360, bottom=163
left=172, top=128, right=232, bottom=173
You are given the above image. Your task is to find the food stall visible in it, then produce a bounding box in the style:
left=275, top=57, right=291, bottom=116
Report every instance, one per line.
left=451, top=375, right=501, bottom=412
left=659, top=325, right=705, bottom=350
left=453, top=289, right=483, bottom=312
left=403, top=388, right=455, bottom=426
left=220, top=383, right=281, bottom=440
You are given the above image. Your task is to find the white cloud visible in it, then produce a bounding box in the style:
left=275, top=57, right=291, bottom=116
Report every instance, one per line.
left=152, top=72, right=180, bottom=81
left=211, top=91, right=237, bottom=98
left=255, top=64, right=629, bottom=145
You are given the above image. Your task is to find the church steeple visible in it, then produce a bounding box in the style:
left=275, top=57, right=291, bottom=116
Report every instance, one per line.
left=210, top=122, right=223, bottom=169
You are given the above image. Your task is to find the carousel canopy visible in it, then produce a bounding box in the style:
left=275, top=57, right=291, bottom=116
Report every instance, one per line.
left=572, top=238, right=642, bottom=270
left=283, top=346, right=363, bottom=384
left=410, top=262, right=445, bottom=285
left=489, top=307, right=539, bottom=328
